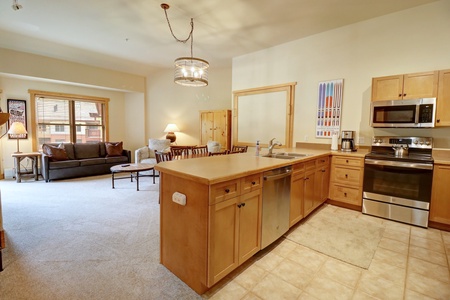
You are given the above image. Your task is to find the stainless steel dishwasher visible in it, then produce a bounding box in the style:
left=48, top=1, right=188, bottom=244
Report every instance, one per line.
left=261, top=166, right=292, bottom=249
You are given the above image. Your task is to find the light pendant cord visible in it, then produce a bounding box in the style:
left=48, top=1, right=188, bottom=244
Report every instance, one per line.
left=162, top=4, right=195, bottom=58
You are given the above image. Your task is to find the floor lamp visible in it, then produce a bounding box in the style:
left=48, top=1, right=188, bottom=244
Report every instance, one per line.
left=7, top=122, right=27, bottom=153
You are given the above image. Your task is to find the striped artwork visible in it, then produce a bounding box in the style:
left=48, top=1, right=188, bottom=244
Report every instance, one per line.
left=316, top=79, right=344, bottom=138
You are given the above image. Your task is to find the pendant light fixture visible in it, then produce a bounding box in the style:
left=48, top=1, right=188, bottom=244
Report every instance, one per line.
left=161, top=3, right=209, bottom=87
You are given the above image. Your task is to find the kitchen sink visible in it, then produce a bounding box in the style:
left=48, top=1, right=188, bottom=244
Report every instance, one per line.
left=262, top=152, right=311, bottom=159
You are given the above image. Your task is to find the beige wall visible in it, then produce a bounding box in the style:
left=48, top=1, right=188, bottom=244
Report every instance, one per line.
left=232, top=0, right=450, bottom=148
left=146, top=67, right=232, bottom=146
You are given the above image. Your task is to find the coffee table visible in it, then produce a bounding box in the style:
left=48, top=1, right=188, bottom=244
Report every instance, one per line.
left=110, top=163, right=155, bottom=191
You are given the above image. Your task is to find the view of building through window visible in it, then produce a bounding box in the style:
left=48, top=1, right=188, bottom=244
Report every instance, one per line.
left=35, top=96, right=105, bottom=149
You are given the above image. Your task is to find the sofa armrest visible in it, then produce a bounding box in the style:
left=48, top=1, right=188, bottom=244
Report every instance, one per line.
left=135, top=146, right=150, bottom=163
left=41, top=153, right=51, bottom=182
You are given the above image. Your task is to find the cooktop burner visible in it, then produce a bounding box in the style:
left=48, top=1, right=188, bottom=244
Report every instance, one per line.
left=366, top=136, right=433, bottom=163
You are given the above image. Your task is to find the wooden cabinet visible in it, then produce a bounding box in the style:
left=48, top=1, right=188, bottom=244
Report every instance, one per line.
left=290, top=162, right=305, bottom=226
left=303, top=160, right=317, bottom=218
left=314, top=156, right=330, bottom=209
left=208, top=176, right=262, bottom=286
left=329, top=155, right=364, bottom=208
left=436, top=69, right=450, bottom=127
left=200, top=110, right=231, bottom=150
left=430, top=164, right=450, bottom=226
left=371, top=71, right=438, bottom=101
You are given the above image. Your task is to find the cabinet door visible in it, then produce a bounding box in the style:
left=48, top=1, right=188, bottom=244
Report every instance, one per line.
left=402, top=71, right=438, bottom=99
left=372, top=75, right=403, bottom=101
left=303, top=169, right=316, bottom=217
left=208, top=197, right=239, bottom=286
left=200, top=112, right=214, bottom=145
left=238, top=190, right=261, bottom=264
left=290, top=172, right=304, bottom=227
left=436, top=69, right=450, bottom=127
left=430, top=165, right=450, bottom=225
left=320, top=165, right=330, bottom=203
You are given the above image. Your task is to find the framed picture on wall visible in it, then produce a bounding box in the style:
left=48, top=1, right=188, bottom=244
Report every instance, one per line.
left=7, top=99, right=28, bottom=139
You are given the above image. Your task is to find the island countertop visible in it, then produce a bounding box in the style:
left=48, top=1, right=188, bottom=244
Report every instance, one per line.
left=154, top=147, right=368, bottom=185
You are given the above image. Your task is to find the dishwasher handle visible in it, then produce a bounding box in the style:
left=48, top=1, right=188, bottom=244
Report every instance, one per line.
left=263, top=169, right=292, bottom=181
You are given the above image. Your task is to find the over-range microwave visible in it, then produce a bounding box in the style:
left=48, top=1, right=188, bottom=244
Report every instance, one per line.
left=370, top=98, right=436, bottom=128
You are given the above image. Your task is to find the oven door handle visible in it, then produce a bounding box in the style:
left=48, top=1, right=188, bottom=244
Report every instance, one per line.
left=365, top=158, right=433, bottom=170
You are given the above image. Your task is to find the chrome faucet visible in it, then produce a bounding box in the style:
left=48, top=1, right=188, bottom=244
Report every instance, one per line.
left=268, top=138, right=282, bottom=155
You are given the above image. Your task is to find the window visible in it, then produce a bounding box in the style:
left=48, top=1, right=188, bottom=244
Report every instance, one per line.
left=29, top=90, right=109, bottom=150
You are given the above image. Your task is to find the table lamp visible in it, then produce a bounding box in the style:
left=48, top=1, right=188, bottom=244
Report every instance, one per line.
left=7, top=122, right=27, bottom=153
left=164, top=124, right=180, bottom=143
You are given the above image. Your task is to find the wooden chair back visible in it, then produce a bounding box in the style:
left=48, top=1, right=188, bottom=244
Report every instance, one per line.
left=192, top=145, right=208, bottom=155
left=231, top=145, right=248, bottom=153
left=208, top=150, right=230, bottom=156
left=170, top=146, right=193, bottom=159
left=155, top=151, right=173, bottom=163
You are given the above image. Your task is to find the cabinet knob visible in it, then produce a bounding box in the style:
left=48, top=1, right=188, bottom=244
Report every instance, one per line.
left=403, top=93, right=407, bottom=97
left=225, top=188, right=230, bottom=193
left=305, top=177, right=309, bottom=180
left=346, top=159, right=349, bottom=163
left=437, top=119, right=440, bottom=123
left=251, top=181, right=256, bottom=185
left=237, top=203, right=241, bottom=208
left=322, top=169, right=325, bottom=172
left=242, top=202, right=246, bottom=207
left=398, top=94, right=402, bottom=97
left=344, top=192, right=347, bottom=197
left=345, top=174, right=348, bottom=178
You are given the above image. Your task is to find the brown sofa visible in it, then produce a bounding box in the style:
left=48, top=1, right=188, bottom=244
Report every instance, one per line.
left=41, top=142, right=131, bottom=182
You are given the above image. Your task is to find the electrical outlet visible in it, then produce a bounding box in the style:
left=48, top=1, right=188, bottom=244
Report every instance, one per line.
left=359, top=136, right=365, bottom=144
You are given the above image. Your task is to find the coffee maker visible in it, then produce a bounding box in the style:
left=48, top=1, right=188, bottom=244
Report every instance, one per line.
left=341, top=130, right=356, bottom=152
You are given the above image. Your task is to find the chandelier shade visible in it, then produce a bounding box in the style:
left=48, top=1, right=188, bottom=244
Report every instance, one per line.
left=174, top=57, right=209, bottom=87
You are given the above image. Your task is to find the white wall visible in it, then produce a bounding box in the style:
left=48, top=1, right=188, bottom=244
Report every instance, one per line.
left=146, top=67, right=232, bottom=146
left=232, top=0, right=450, bottom=148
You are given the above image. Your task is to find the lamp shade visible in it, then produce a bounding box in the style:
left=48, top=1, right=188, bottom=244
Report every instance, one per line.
left=7, top=122, right=27, bottom=135
left=164, top=124, right=180, bottom=133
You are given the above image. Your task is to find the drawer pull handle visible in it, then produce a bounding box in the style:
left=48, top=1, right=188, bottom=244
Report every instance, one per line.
left=225, top=188, right=230, bottom=193
left=251, top=181, right=256, bottom=185
left=346, top=160, right=349, bottom=163
left=345, top=174, right=348, bottom=178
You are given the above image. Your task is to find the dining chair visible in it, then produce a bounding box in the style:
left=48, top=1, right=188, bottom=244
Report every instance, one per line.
left=155, top=151, right=173, bottom=163
left=192, top=145, right=208, bottom=155
left=231, top=145, right=248, bottom=153
left=170, top=146, right=193, bottom=159
left=208, top=150, right=230, bottom=156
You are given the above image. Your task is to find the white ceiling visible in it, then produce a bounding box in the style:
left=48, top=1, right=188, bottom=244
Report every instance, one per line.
left=0, top=0, right=438, bottom=76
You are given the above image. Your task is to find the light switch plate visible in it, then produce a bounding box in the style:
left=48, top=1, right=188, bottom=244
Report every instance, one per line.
left=172, top=192, right=186, bottom=206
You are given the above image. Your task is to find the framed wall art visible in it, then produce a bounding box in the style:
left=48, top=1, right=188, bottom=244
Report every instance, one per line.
left=7, top=99, right=28, bottom=139
left=315, top=79, right=344, bottom=138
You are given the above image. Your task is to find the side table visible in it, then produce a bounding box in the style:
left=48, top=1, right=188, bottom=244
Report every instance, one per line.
left=11, top=152, right=42, bottom=183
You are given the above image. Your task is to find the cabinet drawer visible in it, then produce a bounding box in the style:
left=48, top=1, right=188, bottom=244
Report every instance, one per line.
left=332, top=167, right=362, bottom=185
left=333, top=156, right=363, bottom=167
left=241, top=174, right=262, bottom=194
left=292, top=162, right=305, bottom=173
left=316, top=156, right=330, bottom=167
left=305, top=160, right=316, bottom=171
left=211, top=179, right=241, bottom=205
left=330, top=184, right=362, bottom=206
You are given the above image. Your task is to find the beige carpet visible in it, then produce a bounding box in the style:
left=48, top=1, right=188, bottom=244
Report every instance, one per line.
left=0, top=175, right=202, bottom=300
left=285, top=205, right=385, bottom=269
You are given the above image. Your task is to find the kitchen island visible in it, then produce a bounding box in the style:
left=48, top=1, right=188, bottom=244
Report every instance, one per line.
left=155, top=148, right=331, bottom=294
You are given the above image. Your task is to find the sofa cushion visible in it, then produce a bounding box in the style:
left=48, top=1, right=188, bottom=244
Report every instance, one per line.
left=105, top=141, right=123, bottom=157
left=79, top=158, right=106, bottom=166
left=49, top=160, right=80, bottom=169
left=74, top=143, right=100, bottom=159
left=105, top=156, right=129, bottom=164
left=148, top=139, right=171, bottom=158
left=42, top=144, right=69, bottom=161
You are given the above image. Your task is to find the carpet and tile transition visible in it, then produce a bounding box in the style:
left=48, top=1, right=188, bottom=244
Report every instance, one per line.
left=285, top=205, right=385, bottom=269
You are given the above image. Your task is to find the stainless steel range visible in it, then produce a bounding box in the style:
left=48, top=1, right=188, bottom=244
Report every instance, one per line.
left=362, top=136, right=434, bottom=228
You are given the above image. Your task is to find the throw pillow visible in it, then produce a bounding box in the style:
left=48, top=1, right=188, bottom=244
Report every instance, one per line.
left=42, top=144, right=69, bottom=161
left=105, top=141, right=123, bottom=157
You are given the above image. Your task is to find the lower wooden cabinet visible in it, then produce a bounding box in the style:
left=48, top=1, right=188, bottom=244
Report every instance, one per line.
left=208, top=188, right=261, bottom=286
left=430, top=164, right=450, bottom=225
left=329, top=155, right=364, bottom=207
left=303, top=161, right=317, bottom=218
left=290, top=163, right=305, bottom=226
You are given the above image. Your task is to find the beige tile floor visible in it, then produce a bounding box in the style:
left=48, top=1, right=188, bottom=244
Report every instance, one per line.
left=203, top=205, right=450, bottom=300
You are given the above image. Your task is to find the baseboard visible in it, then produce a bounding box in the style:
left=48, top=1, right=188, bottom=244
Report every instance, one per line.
left=326, top=199, right=362, bottom=212
left=428, top=221, right=450, bottom=232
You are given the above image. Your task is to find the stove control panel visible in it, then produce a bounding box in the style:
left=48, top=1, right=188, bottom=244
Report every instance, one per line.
left=371, top=136, right=433, bottom=149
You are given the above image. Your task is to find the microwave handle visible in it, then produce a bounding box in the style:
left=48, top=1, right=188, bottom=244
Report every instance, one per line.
left=415, top=104, right=420, bottom=124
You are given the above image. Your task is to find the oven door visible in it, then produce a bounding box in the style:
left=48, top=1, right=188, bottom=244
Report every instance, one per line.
left=363, top=159, right=433, bottom=209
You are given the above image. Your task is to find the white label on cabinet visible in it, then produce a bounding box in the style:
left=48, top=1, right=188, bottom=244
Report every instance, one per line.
left=172, top=192, right=187, bottom=206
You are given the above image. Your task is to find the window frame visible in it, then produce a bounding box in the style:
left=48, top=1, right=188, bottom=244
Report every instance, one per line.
left=29, top=90, right=109, bottom=151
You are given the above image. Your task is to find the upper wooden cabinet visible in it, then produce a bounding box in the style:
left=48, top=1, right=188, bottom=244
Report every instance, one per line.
left=200, top=110, right=231, bottom=150
left=371, top=71, right=438, bottom=101
left=436, top=69, right=450, bottom=126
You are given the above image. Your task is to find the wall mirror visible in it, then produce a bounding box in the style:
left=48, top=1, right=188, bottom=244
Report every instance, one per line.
left=232, top=82, right=296, bottom=147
